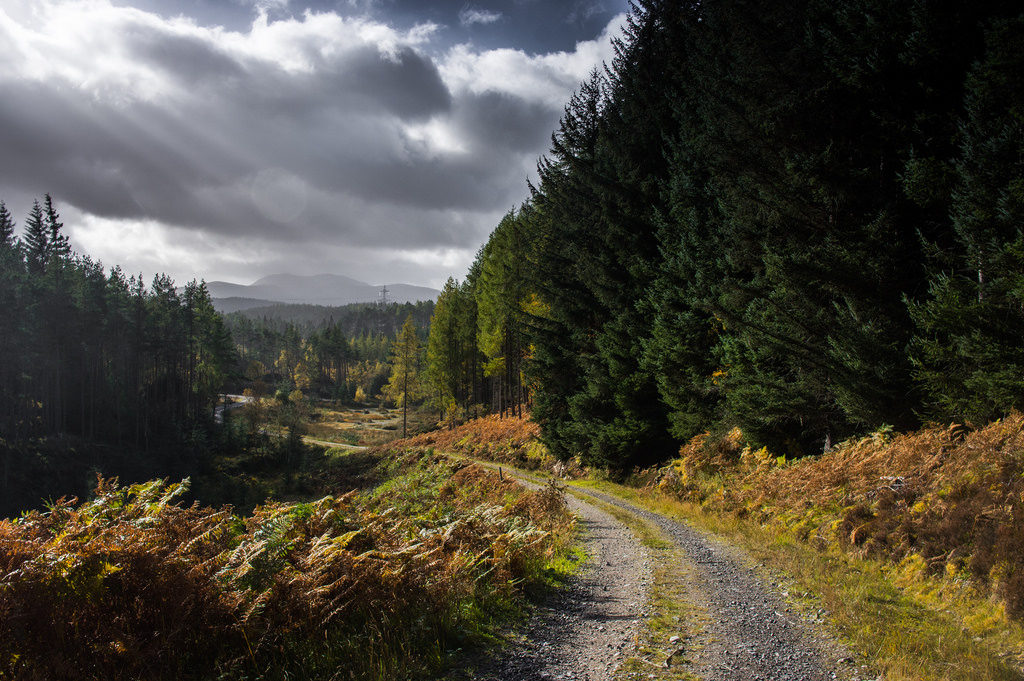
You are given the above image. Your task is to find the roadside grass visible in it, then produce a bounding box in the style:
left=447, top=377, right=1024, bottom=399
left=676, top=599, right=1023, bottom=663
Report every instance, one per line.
left=571, top=479, right=1023, bottom=681
left=537, top=542, right=588, bottom=588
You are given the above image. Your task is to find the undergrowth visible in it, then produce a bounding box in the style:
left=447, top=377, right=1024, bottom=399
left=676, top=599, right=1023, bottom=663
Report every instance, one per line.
left=0, top=449, right=575, bottom=681
left=613, top=414, right=1024, bottom=679
left=431, top=411, right=1024, bottom=680
left=650, top=416, right=1024, bottom=626
left=400, top=413, right=584, bottom=478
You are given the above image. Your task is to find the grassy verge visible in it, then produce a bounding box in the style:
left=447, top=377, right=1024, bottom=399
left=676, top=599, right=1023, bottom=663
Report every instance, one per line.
left=304, top=405, right=437, bottom=447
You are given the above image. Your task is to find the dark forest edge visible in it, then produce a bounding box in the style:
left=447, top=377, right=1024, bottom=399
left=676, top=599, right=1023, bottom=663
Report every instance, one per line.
left=421, top=0, right=1024, bottom=471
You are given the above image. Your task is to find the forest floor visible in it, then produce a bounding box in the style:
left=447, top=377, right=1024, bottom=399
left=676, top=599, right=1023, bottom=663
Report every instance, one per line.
left=457, top=463, right=866, bottom=681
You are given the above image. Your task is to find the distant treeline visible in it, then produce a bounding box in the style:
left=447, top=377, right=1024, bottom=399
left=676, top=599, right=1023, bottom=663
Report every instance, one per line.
left=428, top=0, right=1024, bottom=470
left=224, top=300, right=433, bottom=337
left=224, top=302, right=432, bottom=400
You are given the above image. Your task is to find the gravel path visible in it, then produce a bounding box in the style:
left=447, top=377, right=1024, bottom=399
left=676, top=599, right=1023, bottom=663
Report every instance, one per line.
left=464, top=477, right=652, bottom=681
left=570, top=485, right=860, bottom=681
left=460, top=463, right=861, bottom=681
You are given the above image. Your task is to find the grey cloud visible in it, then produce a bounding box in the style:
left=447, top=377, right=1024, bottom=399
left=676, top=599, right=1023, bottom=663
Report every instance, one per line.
left=0, top=7, right=601, bottom=260
left=126, top=28, right=247, bottom=86
left=455, top=89, right=557, bottom=151
left=0, top=81, right=247, bottom=218
left=323, top=45, right=452, bottom=120
left=0, top=75, right=527, bottom=248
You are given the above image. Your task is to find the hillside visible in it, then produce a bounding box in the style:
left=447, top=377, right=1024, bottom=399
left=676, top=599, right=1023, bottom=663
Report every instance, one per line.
left=204, top=273, right=439, bottom=307
left=210, top=296, right=281, bottom=313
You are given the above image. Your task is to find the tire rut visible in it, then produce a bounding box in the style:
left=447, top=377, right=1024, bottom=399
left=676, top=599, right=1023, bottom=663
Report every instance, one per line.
left=457, top=462, right=861, bottom=681
left=456, top=474, right=652, bottom=681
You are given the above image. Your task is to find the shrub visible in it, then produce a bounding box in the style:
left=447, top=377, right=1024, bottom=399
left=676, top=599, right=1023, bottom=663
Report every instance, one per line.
left=400, top=413, right=584, bottom=477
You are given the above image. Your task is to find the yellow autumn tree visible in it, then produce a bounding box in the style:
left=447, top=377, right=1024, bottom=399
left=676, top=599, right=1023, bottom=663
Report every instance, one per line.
left=384, top=316, right=422, bottom=437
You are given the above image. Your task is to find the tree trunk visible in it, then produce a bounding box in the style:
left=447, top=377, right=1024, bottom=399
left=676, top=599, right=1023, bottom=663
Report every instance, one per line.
left=402, top=366, right=408, bottom=438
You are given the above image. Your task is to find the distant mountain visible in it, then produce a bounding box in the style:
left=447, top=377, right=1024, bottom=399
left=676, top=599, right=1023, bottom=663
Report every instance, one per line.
left=203, top=273, right=439, bottom=307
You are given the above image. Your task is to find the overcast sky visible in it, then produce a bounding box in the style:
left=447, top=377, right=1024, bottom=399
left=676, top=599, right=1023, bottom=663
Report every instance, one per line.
left=0, top=0, right=628, bottom=287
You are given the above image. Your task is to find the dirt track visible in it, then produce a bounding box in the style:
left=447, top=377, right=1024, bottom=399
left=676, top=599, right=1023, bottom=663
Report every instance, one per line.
left=462, top=465, right=863, bottom=681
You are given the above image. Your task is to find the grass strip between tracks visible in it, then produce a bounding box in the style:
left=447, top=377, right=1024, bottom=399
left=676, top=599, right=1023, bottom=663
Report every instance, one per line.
left=562, top=488, right=701, bottom=681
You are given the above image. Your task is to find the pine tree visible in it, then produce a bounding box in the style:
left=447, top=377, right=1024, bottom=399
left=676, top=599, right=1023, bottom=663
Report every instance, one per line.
left=0, top=201, right=25, bottom=445
left=477, top=210, right=532, bottom=418
left=22, top=200, right=48, bottom=275
left=525, top=73, right=609, bottom=464
left=43, top=194, right=71, bottom=265
left=426, top=277, right=463, bottom=425
left=910, top=14, right=1024, bottom=423
left=523, top=1, right=686, bottom=469
left=0, top=202, right=15, bottom=249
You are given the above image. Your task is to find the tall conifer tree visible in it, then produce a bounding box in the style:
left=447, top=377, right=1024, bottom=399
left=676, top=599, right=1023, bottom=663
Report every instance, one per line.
left=22, top=200, right=48, bottom=275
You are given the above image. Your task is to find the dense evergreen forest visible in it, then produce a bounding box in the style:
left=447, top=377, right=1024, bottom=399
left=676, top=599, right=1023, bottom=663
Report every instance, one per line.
left=0, top=196, right=234, bottom=446
left=0, top=196, right=237, bottom=512
left=425, top=0, right=1024, bottom=470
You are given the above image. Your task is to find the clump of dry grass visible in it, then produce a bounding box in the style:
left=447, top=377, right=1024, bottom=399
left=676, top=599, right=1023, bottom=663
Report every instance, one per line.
left=400, top=413, right=584, bottom=477
left=651, top=413, right=1024, bottom=620
left=0, top=452, right=574, bottom=680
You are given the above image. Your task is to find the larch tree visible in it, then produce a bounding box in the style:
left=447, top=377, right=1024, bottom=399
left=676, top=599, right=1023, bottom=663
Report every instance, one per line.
left=386, top=315, right=421, bottom=437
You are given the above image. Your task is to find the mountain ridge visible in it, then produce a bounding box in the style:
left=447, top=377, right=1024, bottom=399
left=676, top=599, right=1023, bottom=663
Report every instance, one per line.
left=202, top=273, right=439, bottom=307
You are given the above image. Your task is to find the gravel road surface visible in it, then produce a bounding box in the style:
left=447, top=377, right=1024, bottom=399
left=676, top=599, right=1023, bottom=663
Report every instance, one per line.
left=574, top=485, right=861, bottom=681
left=463, top=477, right=651, bottom=680
left=459, top=463, right=862, bottom=681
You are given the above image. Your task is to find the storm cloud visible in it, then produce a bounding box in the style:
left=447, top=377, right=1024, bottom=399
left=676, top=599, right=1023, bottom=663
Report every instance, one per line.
left=0, top=0, right=625, bottom=286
